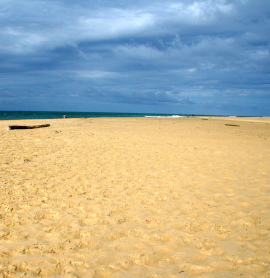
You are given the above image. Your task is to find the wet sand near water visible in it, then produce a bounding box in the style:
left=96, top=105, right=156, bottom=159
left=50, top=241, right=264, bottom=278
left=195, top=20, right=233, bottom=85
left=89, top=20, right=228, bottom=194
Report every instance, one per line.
left=0, top=117, right=270, bottom=277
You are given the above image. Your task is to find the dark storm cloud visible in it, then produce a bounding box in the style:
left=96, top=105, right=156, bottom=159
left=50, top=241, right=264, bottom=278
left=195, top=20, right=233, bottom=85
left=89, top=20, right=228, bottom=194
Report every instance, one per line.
left=0, top=0, right=269, bottom=115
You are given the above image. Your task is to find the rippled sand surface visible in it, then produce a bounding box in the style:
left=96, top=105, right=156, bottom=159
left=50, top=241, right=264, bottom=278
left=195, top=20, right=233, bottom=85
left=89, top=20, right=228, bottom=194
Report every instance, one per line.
left=0, top=117, right=270, bottom=277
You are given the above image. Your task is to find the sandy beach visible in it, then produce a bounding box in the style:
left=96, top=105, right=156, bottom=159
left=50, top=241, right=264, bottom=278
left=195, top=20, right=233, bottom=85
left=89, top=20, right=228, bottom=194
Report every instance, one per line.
left=0, top=116, right=269, bottom=277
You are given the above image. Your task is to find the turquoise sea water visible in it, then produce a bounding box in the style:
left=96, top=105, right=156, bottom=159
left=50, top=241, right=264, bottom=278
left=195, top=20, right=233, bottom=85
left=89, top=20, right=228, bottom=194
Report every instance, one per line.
left=0, top=111, right=199, bottom=121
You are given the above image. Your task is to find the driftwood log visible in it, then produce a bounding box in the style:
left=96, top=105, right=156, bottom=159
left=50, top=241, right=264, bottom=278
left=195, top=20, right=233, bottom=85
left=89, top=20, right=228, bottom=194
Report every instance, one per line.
left=8, top=124, right=50, bottom=130
left=225, top=124, right=240, bottom=127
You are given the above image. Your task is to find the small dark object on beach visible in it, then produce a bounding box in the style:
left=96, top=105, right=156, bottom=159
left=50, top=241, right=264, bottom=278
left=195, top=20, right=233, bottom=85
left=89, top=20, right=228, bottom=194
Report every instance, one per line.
left=225, top=124, right=240, bottom=127
left=8, top=124, right=50, bottom=130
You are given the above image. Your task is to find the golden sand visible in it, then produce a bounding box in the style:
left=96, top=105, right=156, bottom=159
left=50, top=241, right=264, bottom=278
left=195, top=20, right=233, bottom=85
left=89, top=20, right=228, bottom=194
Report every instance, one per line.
left=0, top=117, right=270, bottom=277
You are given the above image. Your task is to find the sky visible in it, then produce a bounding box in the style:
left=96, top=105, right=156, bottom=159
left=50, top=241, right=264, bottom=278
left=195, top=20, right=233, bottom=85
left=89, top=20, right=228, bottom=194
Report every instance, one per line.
left=0, top=0, right=269, bottom=116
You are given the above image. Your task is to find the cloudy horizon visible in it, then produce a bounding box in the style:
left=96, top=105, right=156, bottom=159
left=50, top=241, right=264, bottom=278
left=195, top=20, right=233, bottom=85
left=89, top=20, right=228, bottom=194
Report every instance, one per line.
left=1, top=0, right=269, bottom=116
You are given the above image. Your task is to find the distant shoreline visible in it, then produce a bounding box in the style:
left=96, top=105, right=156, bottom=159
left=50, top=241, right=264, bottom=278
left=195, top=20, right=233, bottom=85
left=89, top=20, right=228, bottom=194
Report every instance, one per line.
left=0, top=110, right=268, bottom=121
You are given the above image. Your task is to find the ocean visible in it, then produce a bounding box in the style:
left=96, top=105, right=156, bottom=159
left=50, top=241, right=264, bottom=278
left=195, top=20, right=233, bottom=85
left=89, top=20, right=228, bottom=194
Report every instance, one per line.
left=0, top=111, right=197, bottom=121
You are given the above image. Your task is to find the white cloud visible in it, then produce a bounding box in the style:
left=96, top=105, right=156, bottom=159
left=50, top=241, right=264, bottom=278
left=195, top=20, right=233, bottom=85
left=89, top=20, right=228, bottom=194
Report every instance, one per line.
left=78, top=9, right=154, bottom=39
left=0, top=0, right=237, bottom=54
left=74, top=70, right=117, bottom=79
left=114, top=44, right=162, bottom=60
